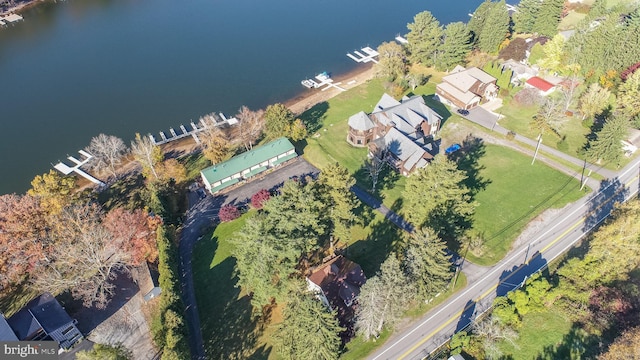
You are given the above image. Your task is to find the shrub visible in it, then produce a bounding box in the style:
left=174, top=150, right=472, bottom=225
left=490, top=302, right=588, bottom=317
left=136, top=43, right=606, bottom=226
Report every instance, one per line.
left=514, top=88, right=543, bottom=106
left=219, top=204, right=240, bottom=222
left=251, top=189, right=271, bottom=210
left=506, top=131, right=517, bottom=140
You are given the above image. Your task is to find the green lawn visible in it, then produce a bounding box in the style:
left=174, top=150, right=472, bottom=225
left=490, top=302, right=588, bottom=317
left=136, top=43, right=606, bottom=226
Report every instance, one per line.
left=467, top=144, right=587, bottom=265
left=498, top=310, right=573, bottom=359
left=558, top=11, right=587, bottom=30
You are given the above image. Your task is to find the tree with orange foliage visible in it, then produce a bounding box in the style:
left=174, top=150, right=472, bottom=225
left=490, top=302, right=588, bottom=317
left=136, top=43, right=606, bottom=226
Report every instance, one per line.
left=103, top=208, right=160, bottom=266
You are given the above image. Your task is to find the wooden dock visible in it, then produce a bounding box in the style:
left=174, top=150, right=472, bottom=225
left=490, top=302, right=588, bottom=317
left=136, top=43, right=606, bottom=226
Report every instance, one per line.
left=346, top=46, right=379, bottom=64
left=1, top=13, right=24, bottom=27
left=149, top=112, right=239, bottom=145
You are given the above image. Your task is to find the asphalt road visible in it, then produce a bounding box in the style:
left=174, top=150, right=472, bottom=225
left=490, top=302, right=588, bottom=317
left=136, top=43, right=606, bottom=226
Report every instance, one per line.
left=368, top=156, right=640, bottom=360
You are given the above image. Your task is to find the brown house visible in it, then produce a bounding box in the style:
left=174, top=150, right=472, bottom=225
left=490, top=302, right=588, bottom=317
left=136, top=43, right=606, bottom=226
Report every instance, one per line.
left=436, top=66, right=498, bottom=110
left=346, top=94, right=442, bottom=175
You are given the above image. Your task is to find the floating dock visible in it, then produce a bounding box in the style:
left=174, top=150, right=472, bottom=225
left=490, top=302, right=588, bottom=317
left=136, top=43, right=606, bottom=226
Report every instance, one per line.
left=395, top=35, right=408, bottom=44
left=150, top=112, right=239, bottom=145
left=346, top=47, right=379, bottom=64
left=301, top=72, right=345, bottom=92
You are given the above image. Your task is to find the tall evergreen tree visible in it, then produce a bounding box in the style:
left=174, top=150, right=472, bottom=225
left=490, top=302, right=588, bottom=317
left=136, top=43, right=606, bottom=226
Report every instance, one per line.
left=513, top=0, right=540, bottom=34
left=403, top=155, right=475, bottom=240
left=478, top=0, right=511, bottom=54
left=532, top=0, right=564, bottom=37
left=273, top=290, right=343, bottom=360
left=355, top=255, right=410, bottom=340
left=319, top=163, right=360, bottom=242
left=406, top=11, right=444, bottom=67
left=586, top=115, right=629, bottom=166
left=468, top=0, right=494, bottom=44
left=404, top=228, right=453, bottom=301
left=436, top=22, right=472, bottom=71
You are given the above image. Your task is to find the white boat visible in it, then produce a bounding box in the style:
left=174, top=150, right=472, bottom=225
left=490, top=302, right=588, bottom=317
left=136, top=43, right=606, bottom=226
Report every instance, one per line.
left=316, top=71, right=330, bottom=81
left=301, top=79, right=319, bottom=89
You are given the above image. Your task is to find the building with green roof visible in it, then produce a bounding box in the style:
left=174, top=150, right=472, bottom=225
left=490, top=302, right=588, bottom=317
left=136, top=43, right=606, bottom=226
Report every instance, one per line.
left=200, top=137, right=297, bottom=194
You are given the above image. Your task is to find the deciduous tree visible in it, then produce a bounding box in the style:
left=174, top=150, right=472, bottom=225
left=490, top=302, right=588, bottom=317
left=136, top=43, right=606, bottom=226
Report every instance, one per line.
left=286, top=118, right=308, bottom=141
left=273, top=290, right=343, bottom=360
left=28, top=170, right=77, bottom=215
left=264, top=103, right=295, bottom=140
left=218, top=204, right=241, bottom=222
left=85, top=134, right=127, bottom=179
left=236, top=106, right=265, bottom=151
left=530, top=97, right=563, bottom=140
left=579, top=83, right=612, bottom=120
left=375, top=42, right=408, bottom=81
left=130, top=133, right=163, bottom=181
left=250, top=189, right=270, bottom=210
left=406, top=11, right=443, bottom=67
left=436, top=22, right=472, bottom=71
left=617, top=70, right=640, bottom=118
left=199, top=127, right=230, bottom=165
left=355, top=255, right=410, bottom=340
left=537, top=34, right=566, bottom=73
left=103, top=208, right=160, bottom=266
left=600, top=327, right=640, bottom=360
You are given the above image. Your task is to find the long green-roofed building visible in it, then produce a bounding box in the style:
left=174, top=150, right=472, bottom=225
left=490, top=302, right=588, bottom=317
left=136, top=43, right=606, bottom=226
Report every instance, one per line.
left=200, top=137, right=297, bottom=194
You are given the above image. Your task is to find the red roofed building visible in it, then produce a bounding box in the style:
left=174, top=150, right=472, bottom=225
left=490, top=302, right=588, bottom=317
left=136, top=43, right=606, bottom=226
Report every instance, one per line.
left=525, top=76, right=556, bottom=96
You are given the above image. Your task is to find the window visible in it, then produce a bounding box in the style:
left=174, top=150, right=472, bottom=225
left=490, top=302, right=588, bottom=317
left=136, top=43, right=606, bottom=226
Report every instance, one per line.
left=61, top=325, right=75, bottom=336
left=357, top=139, right=362, bottom=145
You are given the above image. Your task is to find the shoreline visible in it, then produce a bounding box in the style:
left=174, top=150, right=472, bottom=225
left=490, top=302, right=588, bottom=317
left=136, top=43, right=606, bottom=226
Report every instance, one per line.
left=0, top=0, right=44, bottom=17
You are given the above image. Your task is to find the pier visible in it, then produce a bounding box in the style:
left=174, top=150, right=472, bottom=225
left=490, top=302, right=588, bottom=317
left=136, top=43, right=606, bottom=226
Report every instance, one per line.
left=301, top=71, right=346, bottom=92
left=395, top=35, right=408, bottom=44
left=53, top=150, right=105, bottom=186
left=346, top=46, right=379, bottom=64
left=0, top=13, right=24, bottom=27
left=149, top=112, right=239, bottom=146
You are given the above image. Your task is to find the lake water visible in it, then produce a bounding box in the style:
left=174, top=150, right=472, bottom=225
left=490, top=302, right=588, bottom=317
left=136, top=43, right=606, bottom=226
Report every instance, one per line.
left=0, top=0, right=484, bottom=194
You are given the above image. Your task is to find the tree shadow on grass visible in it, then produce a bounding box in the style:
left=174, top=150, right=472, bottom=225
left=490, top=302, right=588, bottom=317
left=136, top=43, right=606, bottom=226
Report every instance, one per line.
left=534, top=326, right=601, bottom=360
left=448, top=134, right=491, bottom=197
left=354, top=163, right=400, bottom=201
left=196, top=242, right=270, bottom=359
left=345, top=217, right=402, bottom=277
left=422, top=93, right=452, bottom=128
left=98, top=173, right=147, bottom=211
left=299, top=101, right=330, bottom=134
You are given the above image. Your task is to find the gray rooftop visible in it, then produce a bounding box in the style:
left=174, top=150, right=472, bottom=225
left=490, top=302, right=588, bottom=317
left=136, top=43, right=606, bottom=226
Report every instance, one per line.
left=376, top=127, right=431, bottom=172
left=0, top=314, right=18, bottom=341
left=8, top=293, right=74, bottom=339
left=348, top=111, right=376, bottom=131
left=442, top=66, right=497, bottom=92
left=372, top=95, right=442, bottom=138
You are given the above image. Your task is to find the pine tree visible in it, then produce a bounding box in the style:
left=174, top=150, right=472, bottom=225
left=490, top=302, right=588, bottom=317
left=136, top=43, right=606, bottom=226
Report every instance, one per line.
left=407, top=11, right=444, bottom=67
left=513, top=0, right=540, bottom=34
left=586, top=115, right=629, bottom=166
left=319, top=163, right=360, bottom=242
left=468, top=0, right=494, bottom=44
left=273, top=290, right=343, bottom=360
left=403, top=228, right=453, bottom=301
left=436, top=22, right=472, bottom=71
left=403, top=155, right=475, bottom=239
left=618, top=70, right=640, bottom=118
left=478, top=0, right=511, bottom=54
left=533, top=0, right=564, bottom=37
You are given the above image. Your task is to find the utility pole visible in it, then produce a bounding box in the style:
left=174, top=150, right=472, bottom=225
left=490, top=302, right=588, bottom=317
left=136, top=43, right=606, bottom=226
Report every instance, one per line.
left=532, top=134, right=542, bottom=165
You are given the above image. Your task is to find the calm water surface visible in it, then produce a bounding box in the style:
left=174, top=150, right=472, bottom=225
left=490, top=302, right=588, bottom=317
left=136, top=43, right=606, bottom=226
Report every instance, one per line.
left=0, top=0, right=483, bottom=194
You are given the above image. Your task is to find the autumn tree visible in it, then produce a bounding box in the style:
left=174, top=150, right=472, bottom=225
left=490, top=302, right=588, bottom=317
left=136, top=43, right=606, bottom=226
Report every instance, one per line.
left=286, top=118, right=308, bottom=141
left=530, top=97, right=563, bottom=140
left=355, top=255, right=411, bottom=340
left=85, top=134, right=127, bottom=179
left=319, top=162, right=360, bottom=242
left=406, top=11, right=443, bottom=67
left=199, top=127, right=230, bottom=165
left=32, top=204, right=134, bottom=308
left=0, top=194, right=50, bottom=289
left=586, top=115, right=629, bottom=166
left=403, top=228, right=453, bottom=301
left=498, top=37, right=529, bottom=62
left=130, top=133, right=163, bottom=180
left=218, top=204, right=240, bottom=222
left=103, top=208, right=160, bottom=266
left=375, top=41, right=408, bottom=81
left=236, top=105, right=265, bottom=150
left=28, top=170, right=77, bottom=215
left=471, top=314, right=519, bottom=359
left=600, top=327, right=640, bottom=360
left=436, top=22, right=472, bottom=71
left=403, top=155, right=475, bottom=240
left=250, top=189, right=271, bottom=210
left=273, top=289, right=343, bottom=360
left=617, top=70, right=640, bottom=118
left=579, top=83, right=612, bottom=121
left=264, top=103, right=295, bottom=140
left=537, top=34, right=566, bottom=74
left=156, top=158, right=187, bottom=184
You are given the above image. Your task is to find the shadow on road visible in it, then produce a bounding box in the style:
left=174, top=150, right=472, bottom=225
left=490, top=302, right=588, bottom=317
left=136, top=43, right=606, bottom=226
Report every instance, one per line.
left=455, top=299, right=477, bottom=333
left=583, top=177, right=628, bottom=232
left=496, top=252, right=548, bottom=297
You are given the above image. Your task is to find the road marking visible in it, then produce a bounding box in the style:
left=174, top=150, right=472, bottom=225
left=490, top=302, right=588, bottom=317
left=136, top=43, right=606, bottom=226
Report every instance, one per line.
left=392, top=171, right=640, bottom=360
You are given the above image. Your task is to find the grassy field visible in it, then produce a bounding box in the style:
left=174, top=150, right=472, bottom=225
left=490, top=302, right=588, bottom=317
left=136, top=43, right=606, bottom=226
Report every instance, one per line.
left=498, top=310, right=572, bottom=359
left=467, top=144, right=587, bottom=265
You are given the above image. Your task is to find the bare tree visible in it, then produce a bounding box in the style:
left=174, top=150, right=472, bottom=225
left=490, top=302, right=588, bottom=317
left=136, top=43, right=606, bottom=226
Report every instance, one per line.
left=130, top=133, right=162, bottom=180
left=236, top=106, right=265, bottom=151
left=365, top=147, right=387, bottom=192
left=32, top=204, right=144, bottom=309
left=85, top=134, right=128, bottom=179
left=472, top=314, right=519, bottom=359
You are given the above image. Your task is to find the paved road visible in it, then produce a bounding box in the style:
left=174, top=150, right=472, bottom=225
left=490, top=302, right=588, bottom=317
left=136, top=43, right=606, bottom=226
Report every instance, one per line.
left=465, top=107, right=616, bottom=179
left=178, top=158, right=319, bottom=360
left=368, top=156, right=640, bottom=360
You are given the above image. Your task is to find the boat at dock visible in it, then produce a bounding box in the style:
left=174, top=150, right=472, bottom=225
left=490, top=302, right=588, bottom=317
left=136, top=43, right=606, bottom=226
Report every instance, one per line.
left=301, top=79, right=319, bottom=89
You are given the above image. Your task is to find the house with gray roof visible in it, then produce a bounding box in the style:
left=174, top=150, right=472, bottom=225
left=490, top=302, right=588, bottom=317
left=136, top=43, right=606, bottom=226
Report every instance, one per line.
left=6, top=293, right=82, bottom=351
left=200, top=137, right=297, bottom=194
left=436, top=66, right=498, bottom=110
left=0, top=313, right=18, bottom=341
left=346, top=93, right=441, bottom=175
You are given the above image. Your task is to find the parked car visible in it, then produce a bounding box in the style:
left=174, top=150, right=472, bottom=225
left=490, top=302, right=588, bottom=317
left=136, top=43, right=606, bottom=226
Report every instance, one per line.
left=445, top=144, right=461, bottom=155
left=457, top=108, right=469, bottom=116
